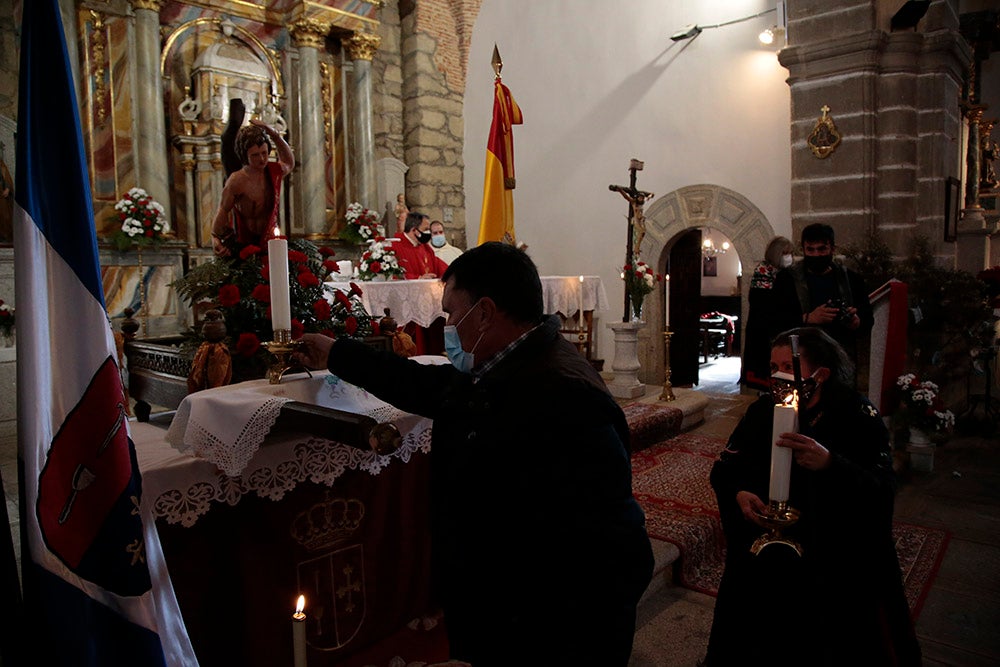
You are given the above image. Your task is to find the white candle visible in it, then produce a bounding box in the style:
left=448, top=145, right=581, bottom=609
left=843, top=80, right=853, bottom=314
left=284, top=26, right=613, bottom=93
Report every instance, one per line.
left=664, top=274, right=670, bottom=327
left=268, top=228, right=292, bottom=332
left=578, top=275, right=585, bottom=330
left=292, top=595, right=306, bottom=667
left=769, top=398, right=798, bottom=503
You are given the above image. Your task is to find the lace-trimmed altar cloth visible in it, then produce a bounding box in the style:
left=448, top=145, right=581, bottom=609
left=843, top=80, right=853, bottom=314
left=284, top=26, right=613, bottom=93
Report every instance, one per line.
left=325, top=276, right=608, bottom=328
left=167, top=370, right=416, bottom=477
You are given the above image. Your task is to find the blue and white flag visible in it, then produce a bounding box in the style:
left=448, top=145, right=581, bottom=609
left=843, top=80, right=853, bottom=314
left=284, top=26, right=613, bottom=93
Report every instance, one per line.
left=15, top=1, right=195, bottom=664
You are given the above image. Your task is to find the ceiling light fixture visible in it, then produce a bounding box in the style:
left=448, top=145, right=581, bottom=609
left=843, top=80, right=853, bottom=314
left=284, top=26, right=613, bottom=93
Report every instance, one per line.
left=670, top=24, right=702, bottom=41
left=672, top=2, right=785, bottom=46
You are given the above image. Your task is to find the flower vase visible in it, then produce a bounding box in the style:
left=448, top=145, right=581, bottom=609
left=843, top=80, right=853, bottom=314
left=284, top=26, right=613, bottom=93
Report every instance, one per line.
left=371, top=275, right=387, bottom=282
left=906, top=427, right=935, bottom=472
left=631, top=296, right=644, bottom=322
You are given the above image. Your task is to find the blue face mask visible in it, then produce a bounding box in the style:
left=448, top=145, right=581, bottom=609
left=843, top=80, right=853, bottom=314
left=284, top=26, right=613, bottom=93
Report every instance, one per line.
left=431, top=235, right=446, bottom=248
left=444, top=300, right=484, bottom=372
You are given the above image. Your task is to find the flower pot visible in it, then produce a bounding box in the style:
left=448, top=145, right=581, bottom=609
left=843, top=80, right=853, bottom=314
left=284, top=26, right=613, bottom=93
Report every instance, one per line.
left=907, top=442, right=935, bottom=472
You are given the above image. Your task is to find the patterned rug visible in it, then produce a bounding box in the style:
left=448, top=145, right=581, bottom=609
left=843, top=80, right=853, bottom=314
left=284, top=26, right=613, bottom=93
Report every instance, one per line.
left=622, top=402, right=684, bottom=451
left=632, top=432, right=950, bottom=619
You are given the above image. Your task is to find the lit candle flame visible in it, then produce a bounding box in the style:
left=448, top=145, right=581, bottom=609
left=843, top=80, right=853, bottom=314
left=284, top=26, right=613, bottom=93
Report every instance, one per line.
left=273, top=226, right=281, bottom=239
left=782, top=390, right=799, bottom=408
left=294, top=595, right=305, bottom=618
left=579, top=275, right=584, bottom=283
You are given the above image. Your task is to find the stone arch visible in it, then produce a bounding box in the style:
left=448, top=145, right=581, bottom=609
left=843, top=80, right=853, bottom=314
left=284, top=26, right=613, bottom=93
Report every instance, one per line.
left=636, top=184, right=776, bottom=385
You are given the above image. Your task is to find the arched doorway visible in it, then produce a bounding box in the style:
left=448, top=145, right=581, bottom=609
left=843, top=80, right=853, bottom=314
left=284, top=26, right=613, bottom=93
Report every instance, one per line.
left=638, top=184, right=775, bottom=387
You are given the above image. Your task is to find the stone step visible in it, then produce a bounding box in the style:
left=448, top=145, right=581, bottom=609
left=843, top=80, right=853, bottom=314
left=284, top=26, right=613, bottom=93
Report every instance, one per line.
left=638, top=538, right=682, bottom=608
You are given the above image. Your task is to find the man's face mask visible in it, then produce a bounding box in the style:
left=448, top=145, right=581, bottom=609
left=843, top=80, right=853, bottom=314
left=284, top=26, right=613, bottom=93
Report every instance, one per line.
left=443, top=299, right=485, bottom=373
left=769, top=370, right=819, bottom=405
left=803, top=254, right=833, bottom=273
left=417, top=230, right=432, bottom=244
left=431, top=234, right=446, bottom=248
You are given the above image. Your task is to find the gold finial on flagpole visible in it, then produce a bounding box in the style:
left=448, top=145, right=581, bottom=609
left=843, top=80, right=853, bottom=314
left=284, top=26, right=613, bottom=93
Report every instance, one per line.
left=492, top=44, right=503, bottom=79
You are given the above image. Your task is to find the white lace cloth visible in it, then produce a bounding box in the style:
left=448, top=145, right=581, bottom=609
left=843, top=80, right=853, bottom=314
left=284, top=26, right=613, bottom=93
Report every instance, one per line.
left=166, top=371, right=410, bottom=477
left=326, top=279, right=446, bottom=328
left=326, top=276, right=609, bottom=327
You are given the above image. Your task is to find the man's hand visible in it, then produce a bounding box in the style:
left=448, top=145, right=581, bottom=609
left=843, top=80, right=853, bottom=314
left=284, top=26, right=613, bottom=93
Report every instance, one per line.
left=736, top=491, right=767, bottom=527
left=776, top=432, right=832, bottom=470
left=804, top=304, right=840, bottom=325
left=293, top=333, right=335, bottom=370
left=844, top=306, right=861, bottom=330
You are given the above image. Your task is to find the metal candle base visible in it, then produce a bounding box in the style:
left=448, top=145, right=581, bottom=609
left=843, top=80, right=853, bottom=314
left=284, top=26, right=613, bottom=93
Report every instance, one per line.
left=750, top=500, right=803, bottom=557
left=265, top=329, right=311, bottom=384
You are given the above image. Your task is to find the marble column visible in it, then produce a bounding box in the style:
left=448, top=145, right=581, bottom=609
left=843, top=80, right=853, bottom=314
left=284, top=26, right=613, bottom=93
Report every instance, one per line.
left=607, top=321, right=646, bottom=399
left=344, top=32, right=381, bottom=211
left=129, top=0, right=171, bottom=221
left=290, top=19, right=331, bottom=237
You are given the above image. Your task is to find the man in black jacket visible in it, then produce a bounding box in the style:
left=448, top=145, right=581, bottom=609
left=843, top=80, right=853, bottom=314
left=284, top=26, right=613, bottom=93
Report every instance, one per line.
left=296, top=242, right=653, bottom=665
left=771, top=223, right=873, bottom=378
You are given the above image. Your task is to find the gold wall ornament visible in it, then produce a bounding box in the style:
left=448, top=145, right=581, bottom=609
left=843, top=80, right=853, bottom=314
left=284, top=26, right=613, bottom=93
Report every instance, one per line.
left=290, top=18, right=331, bottom=49
left=807, top=105, right=842, bottom=159
left=320, top=62, right=333, bottom=149
left=344, top=32, right=381, bottom=61
left=88, top=11, right=109, bottom=127
left=129, top=0, right=164, bottom=12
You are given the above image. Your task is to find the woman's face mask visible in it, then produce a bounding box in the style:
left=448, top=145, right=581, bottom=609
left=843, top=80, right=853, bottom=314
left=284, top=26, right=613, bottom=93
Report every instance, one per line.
left=769, top=370, right=819, bottom=405
left=443, top=299, right=485, bottom=372
left=780, top=253, right=793, bottom=268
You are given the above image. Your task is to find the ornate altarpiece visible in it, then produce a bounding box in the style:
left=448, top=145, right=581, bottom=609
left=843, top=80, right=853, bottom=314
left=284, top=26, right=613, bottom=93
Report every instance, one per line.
left=75, top=0, right=379, bottom=335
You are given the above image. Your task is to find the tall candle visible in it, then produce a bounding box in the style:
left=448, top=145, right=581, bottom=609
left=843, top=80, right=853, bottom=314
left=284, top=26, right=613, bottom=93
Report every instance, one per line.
left=292, top=595, right=306, bottom=667
left=578, top=275, right=585, bottom=330
left=664, top=274, right=670, bottom=326
left=268, top=229, right=291, bottom=332
left=769, top=398, right=798, bottom=503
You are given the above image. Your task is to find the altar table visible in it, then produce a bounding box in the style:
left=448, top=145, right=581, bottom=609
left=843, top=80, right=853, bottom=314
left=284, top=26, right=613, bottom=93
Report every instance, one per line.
left=135, top=371, right=440, bottom=666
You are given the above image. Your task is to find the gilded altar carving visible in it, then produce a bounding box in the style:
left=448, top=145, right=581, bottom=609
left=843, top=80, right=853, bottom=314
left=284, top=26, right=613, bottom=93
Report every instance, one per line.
left=344, top=32, right=381, bottom=61
left=807, top=105, right=842, bottom=159
left=88, top=11, right=109, bottom=127
left=129, top=0, right=164, bottom=12
left=290, top=18, right=331, bottom=49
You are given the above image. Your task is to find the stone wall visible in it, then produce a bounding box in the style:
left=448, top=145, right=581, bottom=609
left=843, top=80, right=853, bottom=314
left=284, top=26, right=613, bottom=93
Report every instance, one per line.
left=780, top=0, right=970, bottom=260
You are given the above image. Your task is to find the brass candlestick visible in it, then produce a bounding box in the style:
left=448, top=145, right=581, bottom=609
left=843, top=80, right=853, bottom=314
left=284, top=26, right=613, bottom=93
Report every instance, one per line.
left=659, top=328, right=675, bottom=402
left=265, top=329, right=311, bottom=384
left=750, top=500, right=802, bottom=557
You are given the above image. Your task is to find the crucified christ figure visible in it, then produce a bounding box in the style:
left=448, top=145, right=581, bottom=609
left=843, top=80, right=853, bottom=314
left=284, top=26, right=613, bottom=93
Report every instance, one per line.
left=612, top=187, right=654, bottom=256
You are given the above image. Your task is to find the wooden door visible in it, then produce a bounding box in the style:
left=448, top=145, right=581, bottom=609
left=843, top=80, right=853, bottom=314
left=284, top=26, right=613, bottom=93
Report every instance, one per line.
left=669, top=229, right=702, bottom=385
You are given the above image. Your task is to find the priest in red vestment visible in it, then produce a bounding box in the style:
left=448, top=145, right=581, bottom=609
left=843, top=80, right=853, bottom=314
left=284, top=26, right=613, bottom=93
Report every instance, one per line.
left=394, top=211, right=449, bottom=279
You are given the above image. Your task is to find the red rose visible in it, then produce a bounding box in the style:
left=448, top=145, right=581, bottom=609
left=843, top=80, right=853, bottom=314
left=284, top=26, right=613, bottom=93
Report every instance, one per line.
left=370, top=261, right=382, bottom=273
left=291, top=319, right=305, bottom=339
left=318, top=246, right=336, bottom=257
left=624, top=264, right=632, bottom=271
left=313, top=299, right=331, bottom=321
left=335, top=291, right=352, bottom=309
left=251, top=284, right=271, bottom=302
left=240, top=245, right=262, bottom=260
left=345, top=315, right=358, bottom=336
left=319, top=329, right=336, bottom=339
left=145, top=230, right=153, bottom=237
left=349, top=282, right=363, bottom=296
left=235, top=332, right=260, bottom=357
left=323, top=259, right=339, bottom=273
left=297, top=271, right=319, bottom=288
left=371, top=320, right=381, bottom=335
left=218, top=284, right=240, bottom=307
left=288, top=250, right=308, bottom=264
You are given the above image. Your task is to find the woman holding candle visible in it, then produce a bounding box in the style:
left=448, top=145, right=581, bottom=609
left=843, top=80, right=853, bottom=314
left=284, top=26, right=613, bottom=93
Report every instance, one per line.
left=703, top=327, right=919, bottom=666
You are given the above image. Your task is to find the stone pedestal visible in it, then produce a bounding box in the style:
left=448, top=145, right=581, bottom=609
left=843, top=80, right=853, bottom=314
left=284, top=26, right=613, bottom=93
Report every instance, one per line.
left=607, top=321, right=645, bottom=399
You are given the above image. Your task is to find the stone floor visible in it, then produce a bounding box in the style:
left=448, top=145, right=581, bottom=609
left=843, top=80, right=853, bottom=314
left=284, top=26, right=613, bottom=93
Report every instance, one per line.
left=3, top=354, right=999, bottom=665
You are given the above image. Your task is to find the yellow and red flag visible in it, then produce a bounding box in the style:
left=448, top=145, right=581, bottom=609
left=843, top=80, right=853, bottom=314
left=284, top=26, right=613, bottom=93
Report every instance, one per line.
left=478, top=77, right=523, bottom=245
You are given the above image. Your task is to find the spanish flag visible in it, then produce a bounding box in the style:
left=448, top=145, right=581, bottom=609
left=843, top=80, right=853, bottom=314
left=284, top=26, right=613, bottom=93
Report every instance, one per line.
left=478, top=76, right=523, bottom=245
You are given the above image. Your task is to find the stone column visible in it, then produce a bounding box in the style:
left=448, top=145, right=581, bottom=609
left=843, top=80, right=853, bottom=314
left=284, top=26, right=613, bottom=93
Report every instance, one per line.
left=129, top=0, right=171, bottom=220
left=607, top=321, right=646, bottom=399
left=344, top=32, right=382, bottom=210
left=290, top=19, right=330, bottom=237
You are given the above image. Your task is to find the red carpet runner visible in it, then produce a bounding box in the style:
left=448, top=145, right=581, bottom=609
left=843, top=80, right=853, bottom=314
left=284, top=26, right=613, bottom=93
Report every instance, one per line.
left=632, top=432, right=950, bottom=619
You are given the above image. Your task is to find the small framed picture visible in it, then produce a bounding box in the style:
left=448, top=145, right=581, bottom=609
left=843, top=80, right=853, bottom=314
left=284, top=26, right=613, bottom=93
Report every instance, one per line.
left=703, top=256, right=718, bottom=277
left=944, top=177, right=960, bottom=242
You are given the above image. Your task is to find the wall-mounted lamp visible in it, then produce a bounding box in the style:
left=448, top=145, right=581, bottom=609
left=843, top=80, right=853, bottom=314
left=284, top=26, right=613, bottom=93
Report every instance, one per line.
left=758, top=2, right=786, bottom=47
left=670, top=24, right=702, bottom=41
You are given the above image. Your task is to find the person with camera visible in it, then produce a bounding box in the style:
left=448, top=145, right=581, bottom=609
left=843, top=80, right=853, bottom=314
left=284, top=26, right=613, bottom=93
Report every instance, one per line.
left=770, top=223, right=873, bottom=382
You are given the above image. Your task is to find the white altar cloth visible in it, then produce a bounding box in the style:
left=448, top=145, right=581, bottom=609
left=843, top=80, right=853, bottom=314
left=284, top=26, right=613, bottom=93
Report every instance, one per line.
left=325, top=275, right=609, bottom=327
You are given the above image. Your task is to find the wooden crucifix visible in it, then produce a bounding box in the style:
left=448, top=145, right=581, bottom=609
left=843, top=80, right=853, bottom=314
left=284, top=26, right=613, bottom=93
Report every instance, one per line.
left=609, top=159, right=654, bottom=322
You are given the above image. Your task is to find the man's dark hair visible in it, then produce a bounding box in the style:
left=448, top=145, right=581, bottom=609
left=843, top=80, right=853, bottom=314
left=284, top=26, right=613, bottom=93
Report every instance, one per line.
left=234, top=125, right=271, bottom=165
left=443, top=242, right=543, bottom=325
left=800, top=223, right=835, bottom=246
left=404, top=211, right=429, bottom=233
left=772, top=327, right=854, bottom=386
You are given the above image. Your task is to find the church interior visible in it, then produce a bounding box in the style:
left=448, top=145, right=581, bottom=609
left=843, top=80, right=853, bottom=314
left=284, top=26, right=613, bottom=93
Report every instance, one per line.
left=1, top=0, right=1000, bottom=664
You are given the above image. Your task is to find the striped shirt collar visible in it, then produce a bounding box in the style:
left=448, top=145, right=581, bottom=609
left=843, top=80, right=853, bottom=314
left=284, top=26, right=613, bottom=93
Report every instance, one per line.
left=471, top=322, right=543, bottom=383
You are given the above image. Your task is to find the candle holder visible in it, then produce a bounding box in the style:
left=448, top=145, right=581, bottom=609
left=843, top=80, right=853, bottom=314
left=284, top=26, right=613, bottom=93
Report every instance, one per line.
left=750, top=500, right=802, bottom=557
left=659, top=328, right=675, bottom=402
left=265, top=329, right=312, bottom=384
